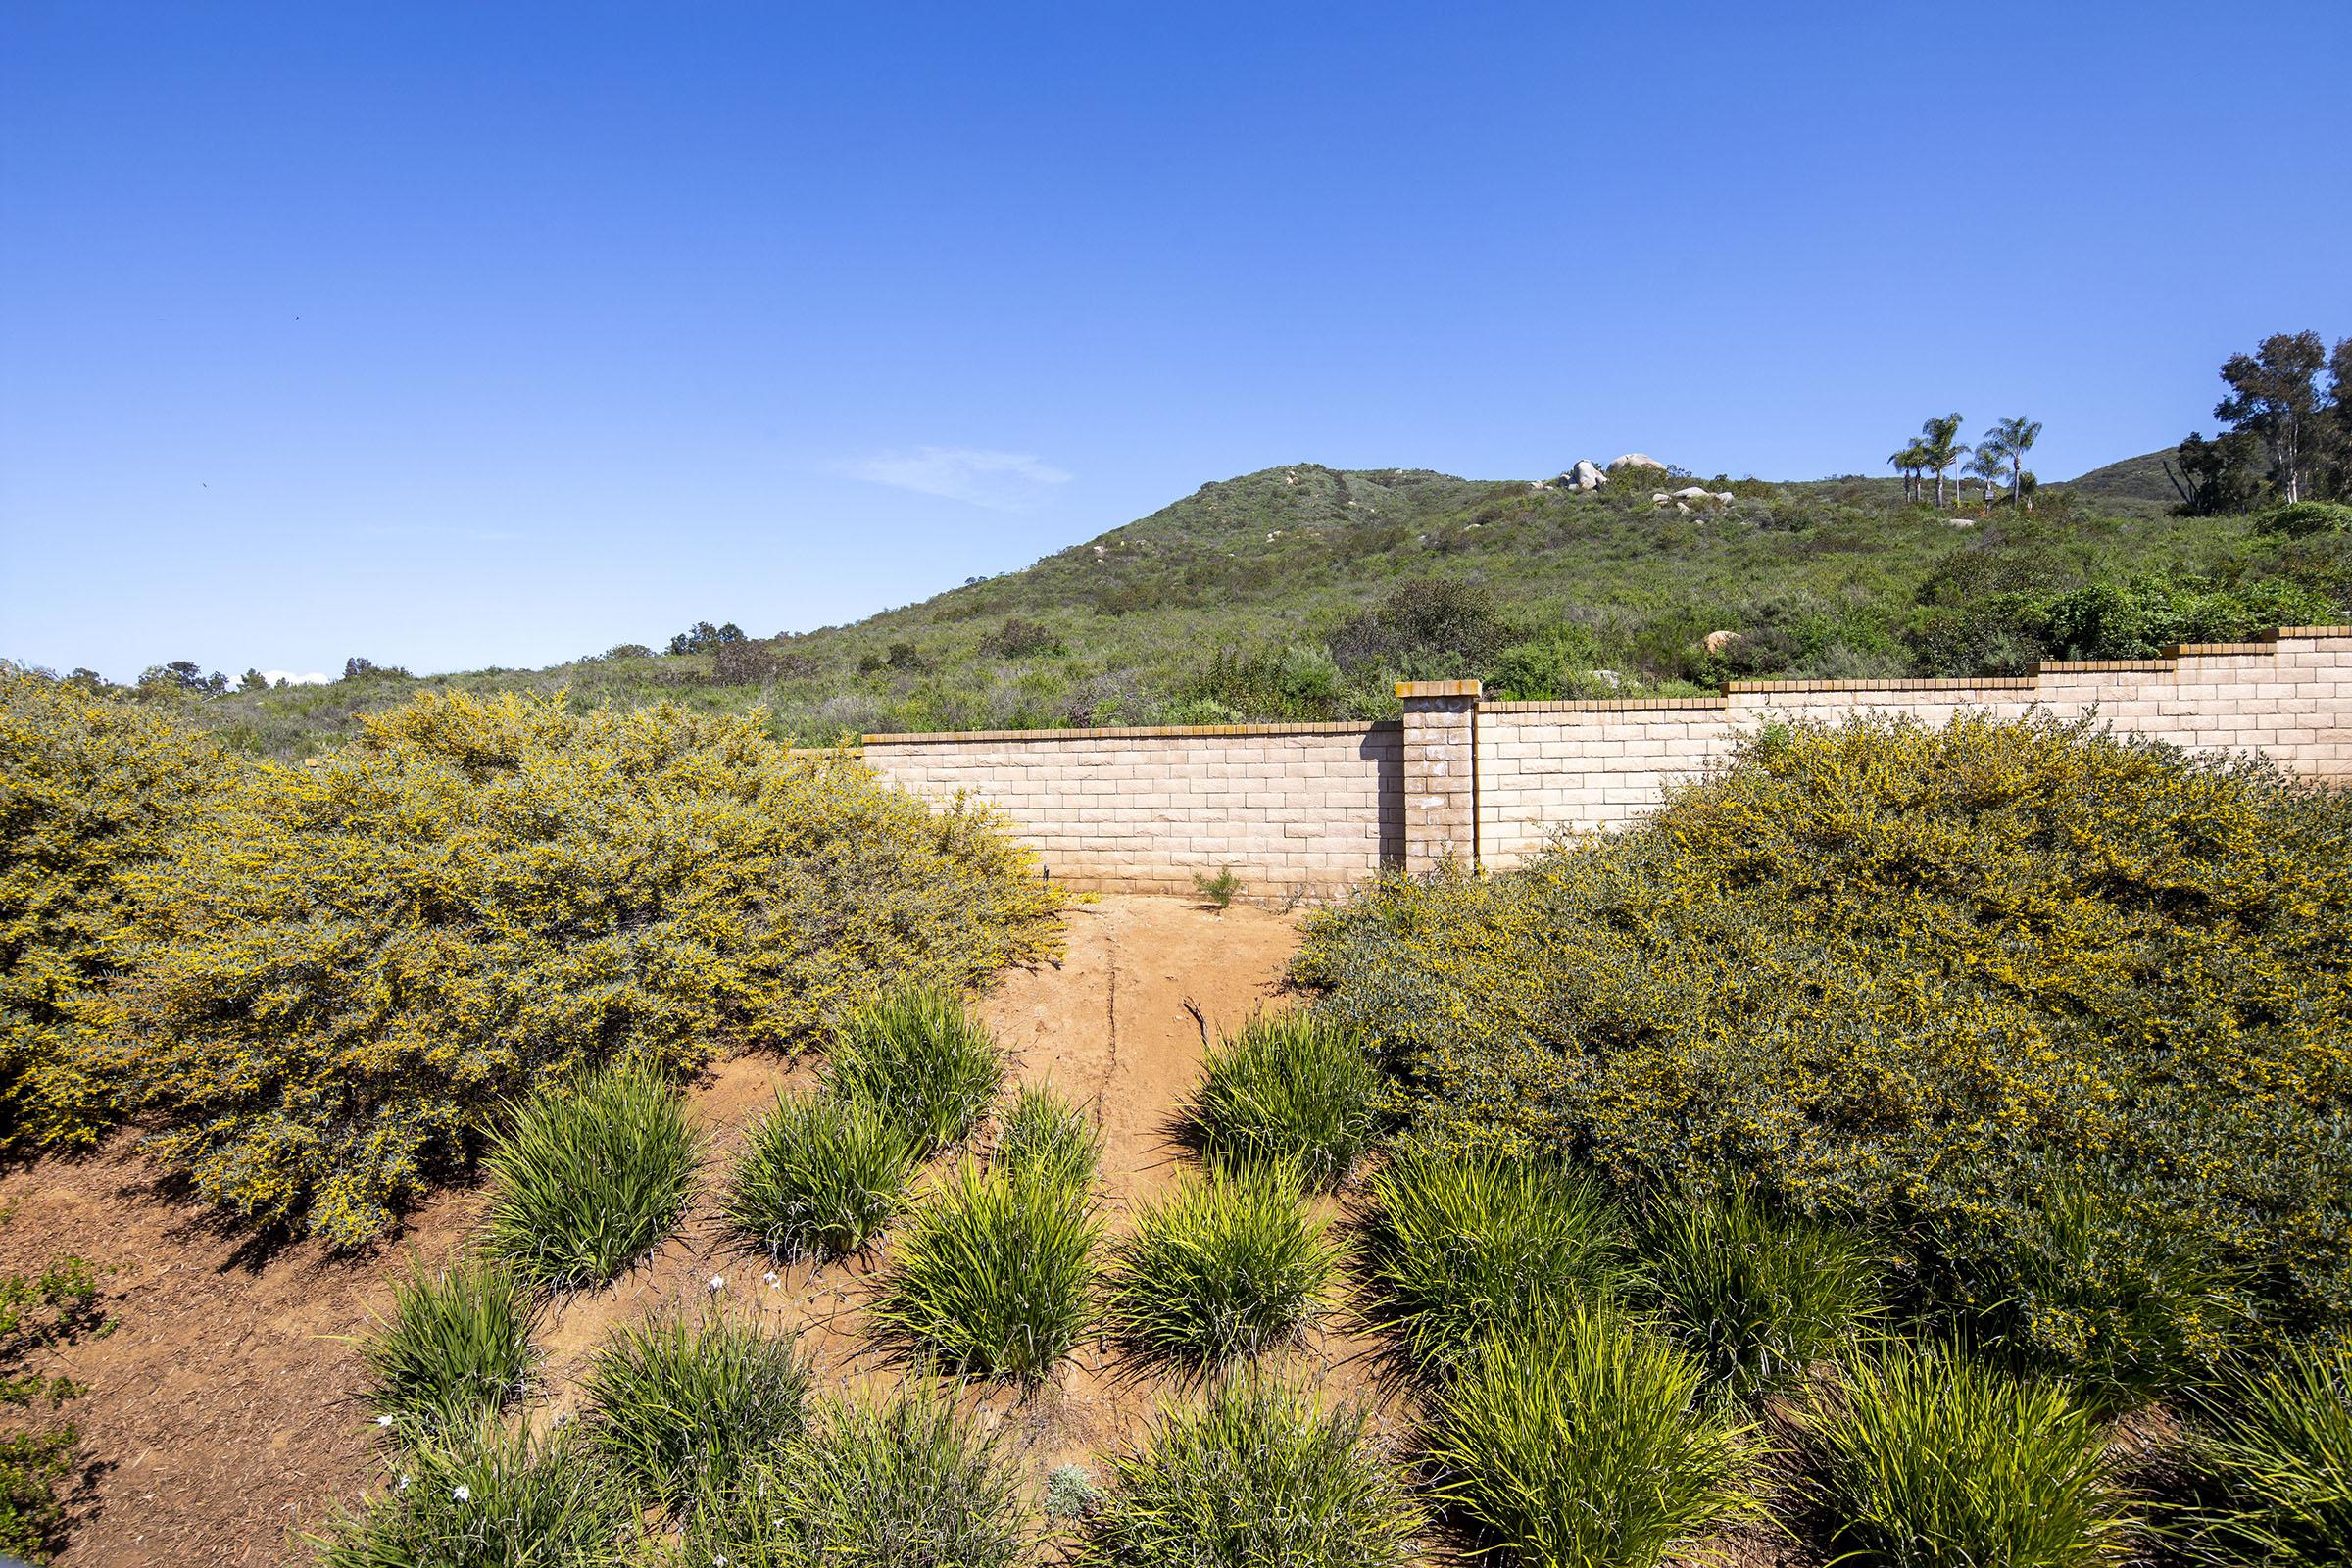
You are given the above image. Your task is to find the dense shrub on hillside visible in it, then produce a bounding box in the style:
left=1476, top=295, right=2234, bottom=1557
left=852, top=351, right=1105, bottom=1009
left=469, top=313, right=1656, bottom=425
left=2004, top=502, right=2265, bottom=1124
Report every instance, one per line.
left=0, top=668, right=229, bottom=1152
left=59, top=690, right=1057, bottom=1245
left=1296, top=714, right=2352, bottom=1385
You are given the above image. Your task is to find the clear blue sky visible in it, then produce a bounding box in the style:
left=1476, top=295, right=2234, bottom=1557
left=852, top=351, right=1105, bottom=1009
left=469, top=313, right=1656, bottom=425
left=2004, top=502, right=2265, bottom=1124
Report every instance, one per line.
left=5, top=2, right=2346, bottom=681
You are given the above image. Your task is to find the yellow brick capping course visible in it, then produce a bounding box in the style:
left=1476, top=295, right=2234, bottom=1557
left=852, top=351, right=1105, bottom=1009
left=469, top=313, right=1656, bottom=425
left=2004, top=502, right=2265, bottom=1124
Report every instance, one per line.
left=859, top=719, right=1402, bottom=746
left=1724, top=676, right=2040, bottom=694
left=1481, top=697, right=1734, bottom=713
left=1396, top=679, right=1484, bottom=698
left=2036, top=660, right=2180, bottom=673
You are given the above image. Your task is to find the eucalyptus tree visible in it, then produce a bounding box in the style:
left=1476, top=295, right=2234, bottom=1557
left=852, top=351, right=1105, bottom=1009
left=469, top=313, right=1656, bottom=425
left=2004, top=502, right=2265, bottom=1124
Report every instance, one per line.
left=2217, top=332, right=2327, bottom=503
left=1984, top=416, right=2042, bottom=511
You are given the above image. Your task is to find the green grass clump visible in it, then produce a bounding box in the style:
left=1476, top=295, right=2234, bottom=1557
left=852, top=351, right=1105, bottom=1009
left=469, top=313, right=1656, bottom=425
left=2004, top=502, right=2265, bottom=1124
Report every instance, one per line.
left=688, top=1386, right=1026, bottom=1568
left=1103, top=1167, right=1334, bottom=1372
left=307, top=1417, right=635, bottom=1567
left=722, top=1091, right=914, bottom=1261
left=1361, top=1146, right=1628, bottom=1374
left=481, top=1061, right=702, bottom=1289
left=359, top=1253, right=536, bottom=1435
left=581, top=1311, right=810, bottom=1513
left=1189, top=1012, right=1378, bottom=1190
left=1427, top=1305, right=1763, bottom=1568
left=827, top=985, right=1005, bottom=1156
left=2185, top=1342, right=2352, bottom=1566
left=994, top=1082, right=1102, bottom=1194
left=872, top=1160, right=1099, bottom=1381
left=1798, top=1343, right=2134, bottom=1568
left=1078, top=1378, right=1419, bottom=1567
left=1636, top=1186, right=1881, bottom=1400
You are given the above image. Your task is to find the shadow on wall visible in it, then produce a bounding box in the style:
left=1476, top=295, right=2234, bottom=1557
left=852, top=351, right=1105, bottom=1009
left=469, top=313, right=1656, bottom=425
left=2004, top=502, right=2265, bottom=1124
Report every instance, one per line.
left=1368, top=729, right=1404, bottom=868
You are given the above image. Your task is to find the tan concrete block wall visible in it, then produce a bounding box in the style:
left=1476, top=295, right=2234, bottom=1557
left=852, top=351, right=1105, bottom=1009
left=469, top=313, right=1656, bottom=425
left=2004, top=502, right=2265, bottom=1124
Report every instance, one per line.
left=860, top=721, right=1403, bottom=901
left=845, top=631, right=2346, bottom=895
left=1479, top=631, right=2351, bottom=866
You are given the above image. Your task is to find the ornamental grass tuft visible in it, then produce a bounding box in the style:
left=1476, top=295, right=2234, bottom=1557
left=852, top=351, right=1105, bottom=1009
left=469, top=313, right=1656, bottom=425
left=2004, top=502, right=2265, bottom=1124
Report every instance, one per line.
left=722, top=1091, right=914, bottom=1261
left=2184, top=1342, right=2352, bottom=1567
left=1636, top=1184, right=1881, bottom=1400
left=358, top=1251, right=536, bottom=1437
left=1360, top=1145, right=1629, bottom=1375
left=1077, top=1377, right=1420, bottom=1568
left=1797, top=1342, right=2135, bottom=1568
left=685, top=1384, right=1027, bottom=1568
left=1426, top=1304, right=1763, bottom=1568
left=1102, top=1166, right=1334, bottom=1373
left=871, top=1159, right=1099, bottom=1381
left=481, top=1061, right=701, bottom=1290
left=826, top=984, right=1005, bottom=1157
left=1188, top=1012, right=1379, bottom=1190
left=993, top=1082, right=1102, bottom=1194
left=306, top=1416, right=636, bottom=1567
left=581, top=1310, right=810, bottom=1513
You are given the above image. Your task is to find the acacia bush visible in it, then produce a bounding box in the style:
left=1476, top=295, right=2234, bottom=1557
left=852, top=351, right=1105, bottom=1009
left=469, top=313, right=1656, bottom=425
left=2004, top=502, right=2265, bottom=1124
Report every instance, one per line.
left=1296, top=713, right=2352, bottom=1384
left=37, top=689, right=1056, bottom=1245
left=0, top=668, right=229, bottom=1152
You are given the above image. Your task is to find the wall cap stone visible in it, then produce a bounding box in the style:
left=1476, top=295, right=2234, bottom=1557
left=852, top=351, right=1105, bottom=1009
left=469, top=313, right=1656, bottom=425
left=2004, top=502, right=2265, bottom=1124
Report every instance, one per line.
left=1724, top=676, right=2038, bottom=694
left=860, top=719, right=1401, bottom=746
left=1396, top=679, right=1484, bottom=699
left=1482, top=696, right=1733, bottom=713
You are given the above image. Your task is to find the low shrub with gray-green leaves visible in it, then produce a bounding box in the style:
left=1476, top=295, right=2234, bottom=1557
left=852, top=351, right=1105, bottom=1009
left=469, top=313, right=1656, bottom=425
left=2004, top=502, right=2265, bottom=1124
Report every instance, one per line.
left=1296, top=714, right=2352, bottom=1384
left=826, top=985, right=1004, bottom=1156
left=481, top=1061, right=702, bottom=1289
left=1426, top=1304, right=1763, bottom=1568
left=871, top=1160, right=1099, bottom=1381
left=685, top=1385, right=1027, bottom=1568
left=723, top=1091, right=914, bottom=1260
left=581, top=1311, right=810, bottom=1513
left=1188, top=1012, right=1379, bottom=1190
left=1102, top=1166, right=1334, bottom=1373
left=1636, top=1184, right=1880, bottom=1401
left=359, top=1252, right=536, bottom=1437
left=1797, top=1342, right=2135, bottom=1568
left=2184, top=1342, right=2352, bottom=1567
left=1360, top=1145, right=1629, bottom=1375
left=1077, top=1378, right=1420, bottom=1568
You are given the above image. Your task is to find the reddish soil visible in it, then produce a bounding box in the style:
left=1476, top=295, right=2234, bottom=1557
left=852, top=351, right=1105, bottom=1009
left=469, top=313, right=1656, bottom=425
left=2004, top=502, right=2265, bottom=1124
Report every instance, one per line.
left=0, top=894, right=1340, bottom=1567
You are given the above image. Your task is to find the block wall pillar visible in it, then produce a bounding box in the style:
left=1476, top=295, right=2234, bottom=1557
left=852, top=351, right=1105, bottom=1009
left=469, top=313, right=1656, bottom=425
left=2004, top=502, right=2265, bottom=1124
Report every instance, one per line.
left=1398, top=680, right=1481, bottom=875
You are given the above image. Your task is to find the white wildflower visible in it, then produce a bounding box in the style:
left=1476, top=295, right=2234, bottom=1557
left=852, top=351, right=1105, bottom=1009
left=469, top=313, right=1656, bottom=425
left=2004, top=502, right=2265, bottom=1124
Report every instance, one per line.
left=452, top=1483, right=471, bottom=1502
left=376, top=1413, right=395, bottom=1427
left=708, top=1274, right=725, bottom=1292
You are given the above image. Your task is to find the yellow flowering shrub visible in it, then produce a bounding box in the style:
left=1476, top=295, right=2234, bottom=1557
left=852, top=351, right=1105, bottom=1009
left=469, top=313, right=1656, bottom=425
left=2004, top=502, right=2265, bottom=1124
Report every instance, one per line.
left=1296, top=713, right=2352, bottom=1388
left=58, top=690, right=1059, bottom=1245
left=0, top=668, right=231, bottom=1152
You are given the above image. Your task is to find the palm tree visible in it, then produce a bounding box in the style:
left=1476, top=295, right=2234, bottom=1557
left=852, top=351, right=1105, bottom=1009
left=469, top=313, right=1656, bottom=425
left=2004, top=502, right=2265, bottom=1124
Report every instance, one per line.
left=1888, top=442, right=1930, bottom=504
left=1917, top=414, right=1968, bottom=508
left=1984, top=416, right=2041, bottom=511
left=1964, top=445, right=2007, bottom=514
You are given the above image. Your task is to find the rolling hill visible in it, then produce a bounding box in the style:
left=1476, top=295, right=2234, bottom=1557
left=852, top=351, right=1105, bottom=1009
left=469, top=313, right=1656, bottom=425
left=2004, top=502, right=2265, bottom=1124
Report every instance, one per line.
left=2055, top=445, right=2186, bottom=505
left=152, top=458, right=2340, bottom=759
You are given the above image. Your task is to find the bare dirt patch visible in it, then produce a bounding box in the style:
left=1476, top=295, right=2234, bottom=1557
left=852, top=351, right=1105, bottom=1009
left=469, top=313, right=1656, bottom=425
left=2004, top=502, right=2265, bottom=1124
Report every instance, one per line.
left=0, top=893, right=1334, bottom=1566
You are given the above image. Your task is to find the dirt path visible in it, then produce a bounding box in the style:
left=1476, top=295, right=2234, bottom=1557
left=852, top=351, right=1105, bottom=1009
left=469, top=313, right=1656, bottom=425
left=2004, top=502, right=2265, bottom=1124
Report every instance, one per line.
left=0, top=895, right=1309, bottom=1567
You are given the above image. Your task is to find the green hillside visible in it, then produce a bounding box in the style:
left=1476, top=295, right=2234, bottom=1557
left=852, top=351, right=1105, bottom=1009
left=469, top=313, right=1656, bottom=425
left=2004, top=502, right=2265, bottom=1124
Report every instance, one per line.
left=2055, top=445, right=2186, bottom=505
left=151, top=462, right=2349, bottom=758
